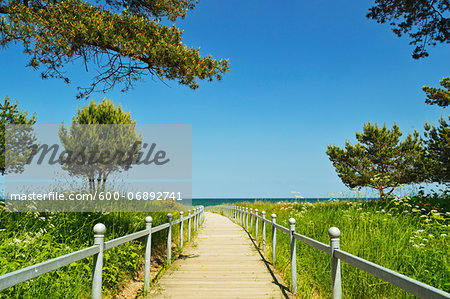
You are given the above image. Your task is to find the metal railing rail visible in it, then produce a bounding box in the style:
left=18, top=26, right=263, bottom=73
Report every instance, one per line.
left=217, top=205, right=450, bottom=299
left=0, top=206, right=205, bottom=298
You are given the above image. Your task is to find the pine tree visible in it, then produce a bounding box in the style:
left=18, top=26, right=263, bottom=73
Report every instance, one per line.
left=423, top=116, right=450, bottom=190
left=326, top=122, right=425, bottom=198
left=0, top=96, right=36, bottom=175
left=58, top=98, right=141, bottom=191
left=422, top=77, right=450, bottom=107
left=0, top=0, right=230, bottom=98
left=367, top=0, right=449, bottom=59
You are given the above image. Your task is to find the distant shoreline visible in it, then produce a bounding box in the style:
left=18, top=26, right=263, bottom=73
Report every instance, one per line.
left=192, top=197, right=377, bottom=207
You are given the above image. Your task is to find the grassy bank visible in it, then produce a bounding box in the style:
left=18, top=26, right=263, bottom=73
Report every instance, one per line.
left=0, top=203, right=193, bottom=298
left=223, top=195, right=449, bottom=298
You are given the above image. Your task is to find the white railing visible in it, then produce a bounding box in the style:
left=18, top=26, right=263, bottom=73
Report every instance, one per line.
left=217, top=205, right=450, bottom=299
left=0, top=206, right=205, bottom=298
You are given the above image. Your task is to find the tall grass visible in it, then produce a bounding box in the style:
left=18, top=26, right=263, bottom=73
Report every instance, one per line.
left=225, top=195, right=449, bottom=298
left=0, top=203, right=194, bottom=298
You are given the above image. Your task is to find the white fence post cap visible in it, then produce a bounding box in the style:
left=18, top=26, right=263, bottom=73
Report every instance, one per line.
left=328, top=227, right=340, bottom=238
left=93, top=223, right=106, bottom=235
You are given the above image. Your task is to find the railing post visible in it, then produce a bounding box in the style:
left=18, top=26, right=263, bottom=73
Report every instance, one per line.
left=167, top=213, right=173, bottom=265
left=196, top=208, right=199, bottom=230
left=188, top=210, right=191, bottom=242
left=193, top=208, right=197, bottom=231
left=289, top=218, right=297, bottom=294
left=92, top=223, right=105, bottom=299
left=250, top=208, right=253, bottom=234
left=329, top=227, right=342, bottom=299
left=255, top=209, right=259, bottom=241
left=144, top=216, right=152, bottom=295
left=246, top=208, right=249, bottom=230
left=180, top=211, right=184, bottom=248
left=239, top=206, right=242, bottom=225
left=271, top=213, right=277, bottom=265
left=201, top=206, right=204, bottom=224
left=262, top=211, right=266, bottom=255
left=197, top=207, right=199, bottom=230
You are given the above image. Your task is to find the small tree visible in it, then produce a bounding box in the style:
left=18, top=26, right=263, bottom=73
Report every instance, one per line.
left=422, top=77, right=450, bottom=108
left=326, top=122, right=425, bottom=198
left=0, top=96, right=36, bottom=175
left=58, top=98, right=141, bottom=191
left=423, top=116, right=449, bottom=190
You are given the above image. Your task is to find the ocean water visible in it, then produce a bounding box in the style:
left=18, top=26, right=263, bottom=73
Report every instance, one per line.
left=191, top=198, right=363, bottom=207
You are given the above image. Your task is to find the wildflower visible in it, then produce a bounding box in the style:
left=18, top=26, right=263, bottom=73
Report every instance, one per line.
left=413, top=244, right=419, bottom=248
left=440, top=234, right=447, bottom=237
left=420, top=215, right=427, bottom=218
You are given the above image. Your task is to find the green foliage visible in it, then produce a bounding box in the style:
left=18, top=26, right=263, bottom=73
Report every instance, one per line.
left=366, top=0, right=449, bottom=59
left=0, top=206, right=186, bottom=298
left=326, top=122, right=424, bottom=198
left=0, top=0, right=229, bottom=99
left=0, top=96, right=36, bottom=175
left=58, top=98, right=141, bottom=191
left=71, top=98, right=137, bottom=125
left=422, top=77, right=450, bottom=107
left=423, top=116, right=450, bottom=187
left=233, top=197, right=449, bottom=298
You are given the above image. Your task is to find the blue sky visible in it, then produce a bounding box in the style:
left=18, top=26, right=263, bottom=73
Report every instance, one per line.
left=0, top=0, right=448, bottom=198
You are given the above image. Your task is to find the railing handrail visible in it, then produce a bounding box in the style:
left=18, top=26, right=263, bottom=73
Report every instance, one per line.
left=0, top=205, right=205, bottom=298
left=217, top=205, right=450, bottom=299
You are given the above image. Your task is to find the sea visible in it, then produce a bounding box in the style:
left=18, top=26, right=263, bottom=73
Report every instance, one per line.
left=191, top=198, right=360, bottom=207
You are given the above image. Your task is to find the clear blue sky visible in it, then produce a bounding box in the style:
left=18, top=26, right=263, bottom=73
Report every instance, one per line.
left=0, top=0, right=448, bottom=198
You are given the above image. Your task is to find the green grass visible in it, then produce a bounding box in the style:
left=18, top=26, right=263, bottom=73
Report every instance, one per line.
left=219, top=195, right=449, bottom=298
left=0, top=203, right=195, bottom=298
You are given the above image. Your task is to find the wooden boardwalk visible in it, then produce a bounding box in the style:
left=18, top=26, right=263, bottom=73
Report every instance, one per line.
left=148, top=212, right=284, bottom=299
